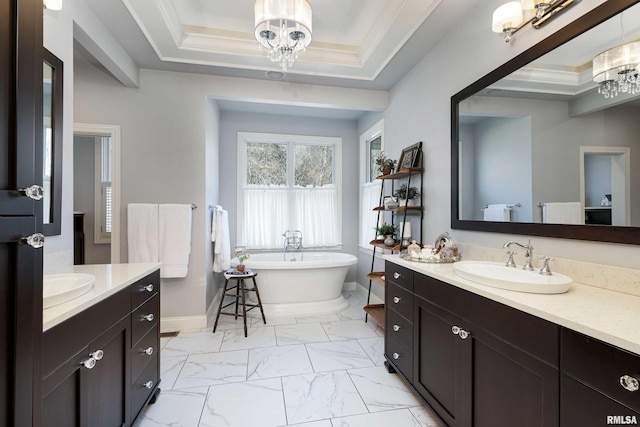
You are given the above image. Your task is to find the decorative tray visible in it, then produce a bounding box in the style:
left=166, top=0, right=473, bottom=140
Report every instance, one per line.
left=399, top=253, right=460, bottom=264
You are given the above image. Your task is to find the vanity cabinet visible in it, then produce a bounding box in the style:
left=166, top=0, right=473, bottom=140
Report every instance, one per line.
left=385, top=261, right=560, bottom=427
left=42, top=269, right=160, bottom=427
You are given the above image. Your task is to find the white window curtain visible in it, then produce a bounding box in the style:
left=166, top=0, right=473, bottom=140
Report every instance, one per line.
left=291, top=187, right=338, bottom=247
left=360, top=181, right=382, bottom=249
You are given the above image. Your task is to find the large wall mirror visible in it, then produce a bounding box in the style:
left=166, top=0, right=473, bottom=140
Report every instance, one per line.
left=43, top=48, right=63, bottom=236
left=451, top=0, right=640, bottom=245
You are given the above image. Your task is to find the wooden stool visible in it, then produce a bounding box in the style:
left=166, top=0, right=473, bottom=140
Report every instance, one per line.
left=212, top=269, right=266, bottom=337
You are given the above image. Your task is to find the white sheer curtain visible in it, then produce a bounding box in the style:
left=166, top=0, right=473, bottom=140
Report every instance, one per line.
left=360, top=181, right=382, bottom=249
left=242, top=186, right=339, bottom=249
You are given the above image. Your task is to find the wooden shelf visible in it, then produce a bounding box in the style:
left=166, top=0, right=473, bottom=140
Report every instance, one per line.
left=376, top=168, right=423, bottom=180
left=369, top=239, right=397, bottom=250
left=363, top=304, right=385, bottom=328
left=367, top=272, right=385, bottom=287
left=373, top=205, right=423, bottom=213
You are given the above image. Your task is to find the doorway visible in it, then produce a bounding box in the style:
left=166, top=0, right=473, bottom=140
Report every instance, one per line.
left=73, top=123, right=121, bottom=263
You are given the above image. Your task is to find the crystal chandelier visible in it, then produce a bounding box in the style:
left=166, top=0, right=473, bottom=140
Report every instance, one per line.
left=254, top=0, right=312, bottom=72
left=592, top=16, right=640, bottom=99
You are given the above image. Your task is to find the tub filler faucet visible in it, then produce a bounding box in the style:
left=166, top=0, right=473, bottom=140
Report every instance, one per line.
left=283, top=230, right=303, bottom=261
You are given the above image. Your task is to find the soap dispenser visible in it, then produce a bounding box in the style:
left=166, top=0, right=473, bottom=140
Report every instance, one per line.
left=407, top=240, right=421, bottom=258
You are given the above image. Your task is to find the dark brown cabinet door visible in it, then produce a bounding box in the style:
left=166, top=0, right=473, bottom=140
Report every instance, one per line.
left=0, top=0, right=42, bottom=425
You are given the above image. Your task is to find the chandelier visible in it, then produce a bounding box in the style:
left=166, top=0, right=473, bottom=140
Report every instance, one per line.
left=254, top=0, right=312, bottom=72
left=592, top=15, right=640, bottom=99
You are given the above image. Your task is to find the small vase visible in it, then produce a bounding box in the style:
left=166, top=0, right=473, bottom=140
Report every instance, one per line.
left=236, top=264, right=245, bottom=272
left=384, top=235, right=395, bottom=247
left=382, top=167, right=391, bottom=176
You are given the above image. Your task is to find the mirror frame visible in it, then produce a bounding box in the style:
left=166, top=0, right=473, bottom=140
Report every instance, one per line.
left=43, top=47, right=63, bottom=236
left=451, top=0, right=640, bottom=245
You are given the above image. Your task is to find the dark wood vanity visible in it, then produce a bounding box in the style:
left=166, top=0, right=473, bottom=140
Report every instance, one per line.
left=384, top=261, right=640, bottom=427
left=42, top=269, right=160, bottom=426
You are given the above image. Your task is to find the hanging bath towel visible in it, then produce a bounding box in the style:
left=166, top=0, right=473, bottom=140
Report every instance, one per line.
left=127, top=203, right=159, bottom=263
left=211, top=206, right=230, bottom=272
left=483, top=204, right=510, bottom=222
left=159, top=204, right=193, bottom=278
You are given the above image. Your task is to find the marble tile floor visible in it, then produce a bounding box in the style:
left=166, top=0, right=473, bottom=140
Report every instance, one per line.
left=138, top=292, right=445, bottom=427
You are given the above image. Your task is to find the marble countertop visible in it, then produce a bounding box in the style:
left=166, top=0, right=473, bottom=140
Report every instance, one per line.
left=43, top=263, right=160, bottom=332
left=385, top=255, right=640, bottom=355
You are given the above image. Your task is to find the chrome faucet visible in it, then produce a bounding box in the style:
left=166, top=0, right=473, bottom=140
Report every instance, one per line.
left=502, top=238, right=534, bottom=270
left=283, top=230, right=303, bottom=261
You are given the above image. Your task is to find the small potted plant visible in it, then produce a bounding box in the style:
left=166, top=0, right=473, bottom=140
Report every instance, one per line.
left=375, top=222, right=398, bottom=246
left=234, top=247, right=250, bottom=272
left=375, top=152, right=397, bottom=176
left=394, top=183, right=420, bottom=206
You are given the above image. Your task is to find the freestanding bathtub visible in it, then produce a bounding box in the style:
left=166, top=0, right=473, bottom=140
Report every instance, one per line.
left=231, top=252, right=358, bottom=318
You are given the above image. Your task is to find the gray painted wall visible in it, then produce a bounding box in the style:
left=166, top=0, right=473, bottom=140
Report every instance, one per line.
left=584, top=155, right=611, bottom=208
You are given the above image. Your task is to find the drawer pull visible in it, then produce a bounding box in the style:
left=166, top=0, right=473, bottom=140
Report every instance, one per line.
left=81, top=357, right=96, bottom=369
left=452, top=326, right=461, bottom=335
left=393, top=296, right=401, bottom=304
left=143, top=284, right=154, bottom=292
left=393, top=352, right=400, bottom=360
left=393, top=272, right=401, bottom=279
left=90, top=349, right=104, bottom=361
left=620, top=375, right=640, bottom=392
left=458, top=329, right=470, bottom=340
left=143, top=381, right=154, bottom=389
left=142, top=313, right=155, bottom=322
left=393, top=325, right=401, bottom=332
left=142, top=346, right=154, bottom=356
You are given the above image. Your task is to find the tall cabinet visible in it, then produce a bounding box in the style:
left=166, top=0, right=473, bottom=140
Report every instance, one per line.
left=364, top=143, right=424, bottom=328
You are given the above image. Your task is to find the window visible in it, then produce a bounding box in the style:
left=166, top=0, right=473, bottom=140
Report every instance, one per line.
left=238, top=132, right=342, bottom=249
left=359, top=120, right=384, bottom=249
left=94, top=137, right=112, bottom=243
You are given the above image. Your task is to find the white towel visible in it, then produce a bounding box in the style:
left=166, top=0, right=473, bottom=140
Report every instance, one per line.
left=128, top=204, right=159, bottom=263
left=483, top=204, right=510, bottom=222
left=159, top=204, right=193, bottom=278
left=543, top=202, right=583, bottom=225
left=212, top=206, right=231, bottom=272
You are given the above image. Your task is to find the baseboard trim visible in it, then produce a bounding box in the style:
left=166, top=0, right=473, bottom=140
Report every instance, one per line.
left=354, top=281, right=383, bottom=304
left=343, top=281, right=358, bottom=291
left=160, top=315, right=207, bottom=333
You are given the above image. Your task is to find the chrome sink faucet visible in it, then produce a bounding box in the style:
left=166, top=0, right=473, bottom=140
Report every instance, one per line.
left=502, top=238, right=534, bottom=270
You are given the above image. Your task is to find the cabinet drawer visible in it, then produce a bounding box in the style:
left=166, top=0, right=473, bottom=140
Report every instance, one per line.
left=386, top=281, right=413, bottom=321
left=131, top=355, right=159, bottom=422
left=132, top=294, right=159, bottom=346
left=386, top=335, right=413, bottom=380
left=386, top=307, right=413, bottom=351
left=385, top=263, right=413, bottom=292
left=132, top=327, right=159, bottom=384
left=131, top=270, right=160, bottom=311
left=562, top=328, right=640, bottom=413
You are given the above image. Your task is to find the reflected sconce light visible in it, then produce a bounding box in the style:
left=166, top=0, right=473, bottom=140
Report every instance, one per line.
left=592, top=15, right=640, bottom=99
left=43, top=0, right=62, bottom=10
left=254, top=0, right=312, bottom=72
left=492, top=0, right=579, bottom=43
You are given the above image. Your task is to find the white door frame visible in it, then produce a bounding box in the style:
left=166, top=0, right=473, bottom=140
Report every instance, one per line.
left=73, top=123, right=121, bottom=262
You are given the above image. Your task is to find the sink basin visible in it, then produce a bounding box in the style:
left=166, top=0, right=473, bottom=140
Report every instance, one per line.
left=43, top=273, right=96, bottom=308
left=453, top=261, right=572, bottom=294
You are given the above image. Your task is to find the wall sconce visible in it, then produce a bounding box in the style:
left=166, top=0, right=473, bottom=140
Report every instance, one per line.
left=492, top=0, right=580, bottom=42
left=43, top=0, right=62, bottom=11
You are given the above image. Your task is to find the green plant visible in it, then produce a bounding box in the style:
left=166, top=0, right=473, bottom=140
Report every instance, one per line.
left=375, top=152, right=397, bottom=172
left=375, top=222, right=397, bottom=237
left=235, top=248, right=250, bottom=264
left=393, top=183, right=420, bottom=200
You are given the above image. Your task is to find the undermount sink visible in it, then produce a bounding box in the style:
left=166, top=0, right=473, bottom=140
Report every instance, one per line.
left=43, top=273, right=96, bottom=308
left=453, top=261, right=572, bottom=294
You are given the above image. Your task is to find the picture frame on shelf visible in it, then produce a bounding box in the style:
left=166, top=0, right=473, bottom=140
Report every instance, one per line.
left=397, top=141, right=422, bottom=171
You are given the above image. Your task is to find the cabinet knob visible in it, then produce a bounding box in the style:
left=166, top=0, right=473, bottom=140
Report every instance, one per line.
left=142, top=313, right=155, bottom=322
left=81, top=357, right=96, bottom=369
left=19, top=184, right=44, bottom=200
left=22, top=233, right=44, bottom=249
left=143, top=284, right=154, bottom=292
left=392, top=352, right=400, bottom=360
left=90, top=349, right=104, bottom=361
left=393, top=296, right=401, bottom=304
left=452, top=326, right=461, bottom=335
left=458, top=329, right=470, bottom=340
left=143, top=381, right=154, bottom=389
left=620, top=375, right=640, bottom=392
left=393, top=272, right=401, bottom=279
left=393, top=325, right=401, bottom=332
left=142, top=346, right=154, bottom=356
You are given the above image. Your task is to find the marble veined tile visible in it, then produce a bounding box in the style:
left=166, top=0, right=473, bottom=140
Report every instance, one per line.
left=199, top=378, right=286, bottom=427
left=254, top=316, right=298, bottom=327
left=275, top=323, right=330, bottom=345
left=348, top=366, right=423, bottom=412
left=282, top=421, right=332, bottom=427
left=160, top=336, right=170, bottom=350
left=159, top=355, right=187, bottom=390
left=161, top=330, right=224, bottom=357
left=332, top=408, right=423, bottom=427
left=219, top=326, right=276, bottom=351
left=296, top=314, right=341, bottom=323
left=357, top=336, right=385, bottom=366
left=135, top=386, right=208, bottom=427
left=282, top=371, right=368, bottom=424
left=247, top=344, right=313, bottom=380
left=173, top=350, right=248, bottom=389
left=409, top=406, right=447, bottom=426
left=322, top=320, right=379, bottom=341
left=306, top=340, right=375, bottom=372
